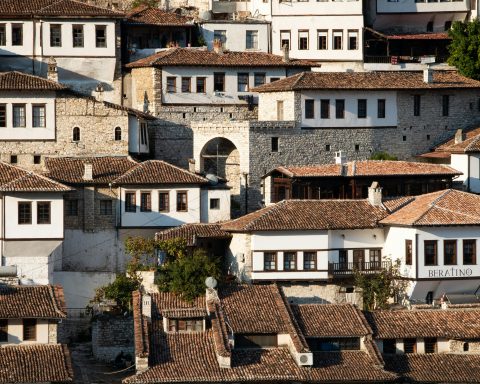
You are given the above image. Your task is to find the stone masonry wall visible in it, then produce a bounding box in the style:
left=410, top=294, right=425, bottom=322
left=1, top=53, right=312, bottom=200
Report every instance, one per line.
left=92, top=315, right=134, bottom=363
left=282, top=283, right=363, bottom=307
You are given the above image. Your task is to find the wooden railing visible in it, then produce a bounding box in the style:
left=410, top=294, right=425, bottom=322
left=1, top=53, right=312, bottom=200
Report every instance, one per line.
left=328, top=261, right=391, bottom=275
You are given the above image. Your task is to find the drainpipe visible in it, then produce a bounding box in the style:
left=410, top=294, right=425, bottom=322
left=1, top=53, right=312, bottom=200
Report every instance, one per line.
left=1, top=193, right=4, bottom=267
left=32, top=19, right=36, bottom=74
left=243, top=172, right=249, bottom=215
left=467, top=154, right=471, bottom=192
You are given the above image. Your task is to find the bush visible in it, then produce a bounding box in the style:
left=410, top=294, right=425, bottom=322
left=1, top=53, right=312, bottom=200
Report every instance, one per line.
left=369, top=152, right=398, bottom=161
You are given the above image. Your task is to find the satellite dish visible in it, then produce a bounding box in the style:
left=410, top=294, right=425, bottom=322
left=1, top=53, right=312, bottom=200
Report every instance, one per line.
left=205, top=276, right=218, bottom=289
left=206, top=174, right=219, bottom=185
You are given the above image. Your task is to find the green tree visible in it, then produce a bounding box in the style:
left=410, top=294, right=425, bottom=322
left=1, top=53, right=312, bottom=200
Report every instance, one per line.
left=155, top=249, right=221, bottom=302
left=369, top=151, right=398, bottom=161
left=90, top=274, right=141, bottom=313
left=448, top=19, right=480, bottom=80
left=131, top=0, right=159, bottom=8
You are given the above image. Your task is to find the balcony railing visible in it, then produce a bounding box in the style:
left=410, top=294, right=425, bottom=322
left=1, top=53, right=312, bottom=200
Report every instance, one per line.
left=328, top=261, right=391, bottom=276
left=364, top=56, right=448, bottom=64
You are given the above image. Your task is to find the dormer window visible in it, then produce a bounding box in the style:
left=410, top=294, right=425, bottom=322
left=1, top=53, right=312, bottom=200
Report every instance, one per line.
left=0, top=320, right=7, bottom=342
left=306, top=337, right=360, bottom=351
left=235, top=334, right=278, bottom=348
left=167, top=318, right=203, bottom=332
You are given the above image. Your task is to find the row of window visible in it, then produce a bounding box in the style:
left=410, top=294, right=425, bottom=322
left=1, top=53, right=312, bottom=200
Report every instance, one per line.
left=413, top=94, right=450, bottom=117
left=125, top=191, right=188, bottom=213
left=0, top=104, right=46, bottom=128
left=405, top=239, right=477, bottom=266
left=0, top=23, right=107, bottom=48
left=71, top=126, right=122, bottom=142
left=280, top=29, right=359, bottom=51
left=167, top=318, right=203, bottom=332
left=65, top=199, right=113, bottom=216
left=383, top=338, right=438, bottom=354
left=304, top=98, right=386, bottom=120
left=213, top=30, right=259, bottom=50
left=263, top=251, right=317, bottom=271
left=0, top=319, right=36, bottom=342
left=18, top=202, right=50, bottom=225
left=307, top=337, right=360, bottom=351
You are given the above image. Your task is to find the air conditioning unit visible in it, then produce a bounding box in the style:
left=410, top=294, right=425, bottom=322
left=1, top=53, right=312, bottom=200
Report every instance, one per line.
left=296, top=352, right=313, bottom=366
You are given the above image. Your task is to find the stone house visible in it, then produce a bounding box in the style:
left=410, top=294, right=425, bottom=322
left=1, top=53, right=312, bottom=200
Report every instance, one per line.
left=0, top=283, right=73, bottom=383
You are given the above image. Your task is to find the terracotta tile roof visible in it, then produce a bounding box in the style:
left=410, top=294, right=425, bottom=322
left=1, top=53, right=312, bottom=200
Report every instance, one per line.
left=380, top=189, right=480, bottom=226
left=221, top=199, right=388, bottom=232
left=267, top=164, right=342, bottom=178
left=126, top=47, right=319, bottom=68
left=387, top=32, right=450, bottom=40
left=0, top=344, right=73, bottom=383
left=384, top=354, right=480, bottom=383
left=0, top=0, right=123, bottom=17
left=429, top=127, right=480, bottom=154
left=0, top=284, right=66, bottom=319
left=126, top=5, right=193, bottom=26
left=132, top=291, right=149, bottom=359
left=253, top=70, right=480, bottom=92
left=365, top=309, right=480, bottom=339
left=0, top=71, right=67, bottom=91
left=151, top=292, right=206, bottom=318
left=155, top=223, right=232, bottom=246
left=382, top=196, right=416, bottom=213
left=44, top=156, right=138, bottom=185
left=292, top=304, right=371, bottom=337
left=112, top=160, right=208, bottom=185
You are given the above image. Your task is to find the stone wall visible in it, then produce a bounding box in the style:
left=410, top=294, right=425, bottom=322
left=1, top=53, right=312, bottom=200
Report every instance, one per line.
left=282, top=283, right=363, bottom=307
left=450, top=339, right=480, bottom=353
left=92, top=315, right=134, bottom=363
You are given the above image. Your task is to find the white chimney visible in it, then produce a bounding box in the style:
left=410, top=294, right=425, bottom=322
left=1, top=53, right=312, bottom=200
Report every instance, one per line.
left=335, top=151, right=346, bottom=165
left=423, top=67, right=433, bottom=84
left=47, top=57, right=58, bottom=82
left=213, top=39, right=223, bottom=55
left=368, top=181, right=383, bottom=207
left=94, top=83, right=105, bottom=103
left=142, top=294, right=152, bottom=318
left=455, top=128, right=464, bottom=144
left=188, top=158, right=196, bottom=173
left=282, top=44, right=290, bottom=63
left=83, top=163, right=93, bottom=181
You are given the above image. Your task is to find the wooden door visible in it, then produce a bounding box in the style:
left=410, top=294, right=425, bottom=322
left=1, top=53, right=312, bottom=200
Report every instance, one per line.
left=353, top=250, right=365, bottom=270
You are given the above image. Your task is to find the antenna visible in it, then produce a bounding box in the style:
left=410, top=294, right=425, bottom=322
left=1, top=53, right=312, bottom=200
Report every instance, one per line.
left=205, top=276, right=218, bottom=289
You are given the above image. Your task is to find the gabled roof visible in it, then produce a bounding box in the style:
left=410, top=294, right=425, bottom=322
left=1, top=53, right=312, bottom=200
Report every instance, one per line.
left=0, top=284, right=66, bottom=319
left=0, top=344, right=73, bottom=383
left=422, top=127, right=480, bottom=156
left=126, top=47, right=319, bottom=68
left=221, top=199, right=388, bottom=232
left=0, top=71, right=67, bottom=91
left=252, top=70, right=480, bottom=93
left=112, top=160, right=208, bottom=185
left=380, top=189, right=480, bottom=226
left=0, top=0, right=123, bottom=18
left=126, top=5, right=193, bottom=26
left=155, top=223, right=232, bottom=246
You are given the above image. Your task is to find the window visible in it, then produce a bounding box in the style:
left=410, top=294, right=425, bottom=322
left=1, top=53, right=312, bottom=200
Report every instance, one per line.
left=0, top=24, right=6, bottom=46
left=424, top=338, right=437, bottom=354
left=309, top=338, right=360, bottom=351
left=176, top=191, right=188, bottom=212
left=358, top=99, right=367, bottom=118
left=32, top=105, right=46, bottom=127
left=284, top=252, right=296, bottom=270
left=114, top=126, right=121, bottom=141
left=0, top=104, right=6, bottom=127
left=444, top=240, right=457, bottom=265
left=336, top=99, right=345, bottom=119
left=463, top=240, right=476, bottom=265
left=125, top=192, right=136, bottom=212
left=13, top=104, right=26, bottom=127
left=355, top=144, right=360, bottom=152
left=369, top=249, right=381, bottom=269
left=403, top=338, right=416, bottom=353
left=426, top=21, right=433, bottom=33
left=10, top=155, right=17, bottom=164
left=333, top=30, right=342, bottom=50
left=95, top=25, right=107, bottom=48
left=305, top=99, right=315, bottom=119
left=464, top=342, right=470, bottom=352
left=442, top=95, right=450, bottom=116
left=37, top=202, right=51, bottom=224
left=377, top=99, right=386, bottom=119
left=271, top=137, right=279, bottom=152
left=426, top=291, right=433, bottom=305
left=166, top=77, right=176, bottom=93
left=0, top=319, right=7, bottom=342
left=317, top=30, right=327, bottom=50
left=270, top=77, right=280, bottom=83
left=72, top=25, right=84, bottom=47
left=180, top=77, right=191, bottom=93
left=445, top=21, right=452, bottom=31
left=254, top=73, right=266, bottom=88
left=196, top=77, right=206, bottom=93
left=264, top=252, right=276, bottom=270
left=23, top=319, right=36, bottom=341
left=348, top=30, right=358, bottom=50
left=213, top=73, right=225, bottom=92
left=140, top=192, right=151, bottom=212
left=321, top=99, right=330, bottom=119
left=424, top=240, right=437, bottom=266
left=66, top=200, right=78, bottom=216
left=50, top=24, right=62, bottom=47
left=246, top=30, right=258, bottom=50
left=72, top=126, right=80, bottom=142
left=168, top=318, right=203, bottom=332
left=33, top=155, right=41, bottom=164
left=235, top=334, right=278, bottom=348
left=213, top=30, right=227, bottom=45
left=280, top=30, right=291, bottom=50
left=140, top=123, right=148, bottom=146
left=12, top=24, right=23, bottom=46
left=298, top=30, right=309, bottom=50
left=210, top=198, right=220, bottom=210
left=304, top=251, right=316, bottom=270
left=325, top=144, right=331, bottom=151
left=383, top=339, right=396, bottom=354
left=414, top=95, right=421, bottom=116
left=277, top=100, right=284, bottom=121
left=159, top=192, right=169, bottom=212
left=18, top=202, right=32, bottom=224
left=237, top=73, right=249, bottom=92
left=405, top=239, right=412, bottom=265
left=100, top=200, right=113, bottom=215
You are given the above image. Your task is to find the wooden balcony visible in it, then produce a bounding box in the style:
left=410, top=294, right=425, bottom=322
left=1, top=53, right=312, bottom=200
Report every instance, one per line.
left=328, top=261, right=391, bottom=276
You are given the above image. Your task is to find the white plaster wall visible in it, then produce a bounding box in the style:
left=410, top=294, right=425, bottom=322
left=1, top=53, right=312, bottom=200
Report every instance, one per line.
left=226, top=232, right=252, bottom=281
left=200, top=188, right=231, bottom=223
left=200, top=22, right=270, bottom=52
left=4, top=193, right=64, bottom=239
left=469, top=155, right=480, bottom=193
left=451, top=153, right=469, bottom=184
left=0, top=21, right=35, bottom=56
left=258, top=91, right=296, bottom=121
left=4, top=255, right=52, bottom=285
left=383, top=226, right=417, bottom=279
left=371, top=12, right=467, bottom=33
left=252, top=230, right=329, bottom=250
left=271, top=0, right=362, bottom=16
left=301, top=90, right=398, bottom=128
left=120, top=186, right=201, bottom=227
left=128, top=115, right=149, bottom=154
left=376, top=0, right=469, bottom=13
left=1, top=319, right=49, bottom=345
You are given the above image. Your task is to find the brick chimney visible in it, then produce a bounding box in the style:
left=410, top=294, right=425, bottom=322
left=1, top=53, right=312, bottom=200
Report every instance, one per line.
left=368, top=181, right=383, bottom=207
left=423, top=67, right=433, bottom=83
left=188, top=158, right=196, bottom=173
left=142, top=294, right=152, bottom=318
left=47, top=57, right=58, bottom=82
left=282, top=44, right=290, bottom=63
left=83, top=163, right=93, bottom=181
left=455, top=128, right=465, bottom=144
left=213, top=39, right=223, bottom=55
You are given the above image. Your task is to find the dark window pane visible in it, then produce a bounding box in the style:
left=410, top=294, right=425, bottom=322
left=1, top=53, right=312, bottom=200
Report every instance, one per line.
left=305, top=99, right=314, bottom=119
left=159, top=192, right=169, bottom=212
left=0, top=319, right=7, bottom=342
left=444, top=240, right=457, bottom=265
left=0, top=104, right=6, bottom=127
left=140, top=192, right=151, bottom=212
left=125, top=192, right=136, bottom=212
left=321, top=99, right=329, bottom=119
left=304, top=251, right=316, bottom=270
left=23, top=319, right=36, bottom=341
left=18, top=202, right=32, bottom=224
left=235, top=334, right=278, bottom=348
left=264, top=252, right=276, bottom=270
left=284, top=252, right=296, bottom=270
left=50, top=24, right=62, bottom=47
left=335, top=99, right=345, bottom=119
left=37, top=202, right=51, bottom=224
left=463, top=240, right=476, bottom=265
left=424, top=240, right=437, bottom=266
left=73, top=25, right=84, bottom=47
left=358, top=99, right=367, bottom=118
left=377, top=99, right=386, bottom=118
left=95, top=25, right=107, bottom=48
left=404, top=338, right=416, bottom=353
left=176, top=192, right=187, bottom=211
left=214, top=73, right=225, bottom=92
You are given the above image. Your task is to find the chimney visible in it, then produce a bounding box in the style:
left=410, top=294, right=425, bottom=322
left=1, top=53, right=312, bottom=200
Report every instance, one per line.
left=213, top=39, right=223, bottom=55
left=455, top=128, right=465, bottom=144
left=282, top=44, right=290, bottom=63
left=83, top=163, right=93, bottom=181
left=94, top=83, right=105, bottom=103
left=368, top=181, right=383, bottom=207
left=47, top=57, right=58, bottom=82
left=188, top=158, right=196, bottom=173
left=334, top=150, right=346, bottom=165
left=142, top=294, right=152, bottom=318
left=423, top=67, right=433, bottom=84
